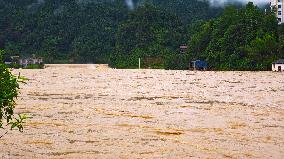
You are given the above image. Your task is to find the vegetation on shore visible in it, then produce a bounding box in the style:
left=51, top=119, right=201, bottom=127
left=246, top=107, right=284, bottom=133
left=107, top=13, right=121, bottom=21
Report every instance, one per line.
left=0, top=50, right=27, bottom=135
left=187, top=3, right=284, bottom=71
left=0, top=0, right=221, bottom=68
left=5, top=63, right=44, bottom=69
left=0, top=0, right=283, bottom=70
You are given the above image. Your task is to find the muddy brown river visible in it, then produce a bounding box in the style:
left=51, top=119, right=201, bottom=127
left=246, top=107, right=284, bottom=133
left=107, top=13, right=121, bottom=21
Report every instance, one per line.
left=0, top=64, right=283, bottom=158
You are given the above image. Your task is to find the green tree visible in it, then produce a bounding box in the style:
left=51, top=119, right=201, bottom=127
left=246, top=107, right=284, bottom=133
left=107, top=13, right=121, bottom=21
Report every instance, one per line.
left=187, top=2, right=280, bottom=71
left=0, top=0, right=222, bottom=66
left=113, top=4, right=184, bottom=68
left=0, top=50, right=27, bottom=137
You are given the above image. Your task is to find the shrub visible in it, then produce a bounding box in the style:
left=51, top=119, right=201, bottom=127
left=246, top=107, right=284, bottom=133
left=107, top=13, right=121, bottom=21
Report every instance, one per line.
left=0, top=50, right=27, bottom=136
left=25, top=63, right=44, bottom=69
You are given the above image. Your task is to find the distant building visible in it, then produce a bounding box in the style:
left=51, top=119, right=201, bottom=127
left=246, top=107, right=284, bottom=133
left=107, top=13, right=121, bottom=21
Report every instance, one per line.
left=4, top=55, right=43, bottom=67
left=271, top=0, right=284, bottom=24
left=4, top=56, right=20, bottom=65
left=191, top=60, right=208, bottom=71
left=4, top=59, right=12, bottom=65
left=272, top=59, right=284, bottom=71
left=180, top=45, right=188, bottom=54
left=19, top=56, right=43, bottom=67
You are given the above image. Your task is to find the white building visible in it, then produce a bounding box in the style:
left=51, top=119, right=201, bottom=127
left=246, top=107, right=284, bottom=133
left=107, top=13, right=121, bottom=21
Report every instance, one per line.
left=19, top=57, right=43, bottom=67
left=271, top=0, right=284, bottom=24
left=272, top=59, right=284, bottom=71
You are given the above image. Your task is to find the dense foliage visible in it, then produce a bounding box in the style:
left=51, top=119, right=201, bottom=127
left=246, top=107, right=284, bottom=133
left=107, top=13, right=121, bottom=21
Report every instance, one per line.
left=0, top=0, right=221, bottom=66
left=111, top=4, right=184, bottom=68
left=187, top=3, right=284, bottom=70
left=0, top=50, right=26, bottom=133
left=0, top=0, right=282, bottom=70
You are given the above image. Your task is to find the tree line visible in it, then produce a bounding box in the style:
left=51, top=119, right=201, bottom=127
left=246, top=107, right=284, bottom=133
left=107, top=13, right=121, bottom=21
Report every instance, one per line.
left=0, top=0, right=221, bottom=65
left=0, top=0, right=283, bottom=70
left=187, top=2, right=284, bottom=71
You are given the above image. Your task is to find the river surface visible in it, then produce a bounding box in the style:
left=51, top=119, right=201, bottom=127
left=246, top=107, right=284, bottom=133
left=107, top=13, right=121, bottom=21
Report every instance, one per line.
left=0, top=65, right=283, bottom=158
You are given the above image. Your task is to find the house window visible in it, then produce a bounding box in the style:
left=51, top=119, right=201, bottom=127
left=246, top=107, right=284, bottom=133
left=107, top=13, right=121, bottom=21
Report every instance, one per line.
left=279, top=5, right=282, bottom=9
left=279, top=0, right=282, bottom=3
left=278, top=11, right=282, bottom=15
left=278, top=18, right=282, bottom=22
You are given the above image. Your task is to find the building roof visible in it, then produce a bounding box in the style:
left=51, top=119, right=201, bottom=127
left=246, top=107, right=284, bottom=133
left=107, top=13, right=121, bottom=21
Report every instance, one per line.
left=180, top=45, right=188, bottom=49
left=272, top=59, right=284, bottom=64
left=4, top=58, right=12, bottom=62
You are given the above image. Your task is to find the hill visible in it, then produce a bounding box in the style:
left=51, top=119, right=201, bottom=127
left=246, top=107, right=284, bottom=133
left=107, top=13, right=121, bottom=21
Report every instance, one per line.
left=1, top=0, right=282, bottom=70
left=0, top=0, right=222, bottom=64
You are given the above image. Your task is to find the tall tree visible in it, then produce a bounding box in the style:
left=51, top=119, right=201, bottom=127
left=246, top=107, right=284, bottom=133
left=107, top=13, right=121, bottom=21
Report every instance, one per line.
left=187, top=2, right=280, bottom=70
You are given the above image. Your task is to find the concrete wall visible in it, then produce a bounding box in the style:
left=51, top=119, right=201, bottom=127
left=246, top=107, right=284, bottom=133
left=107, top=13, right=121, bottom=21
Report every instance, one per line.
left=272, top=64, right=284, bottom=71
left=44, top=64, right=109, bottom=69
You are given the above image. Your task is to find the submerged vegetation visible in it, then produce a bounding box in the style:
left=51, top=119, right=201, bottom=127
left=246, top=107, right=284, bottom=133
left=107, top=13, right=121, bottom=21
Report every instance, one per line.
left=0, top=0, right=283, bottom=70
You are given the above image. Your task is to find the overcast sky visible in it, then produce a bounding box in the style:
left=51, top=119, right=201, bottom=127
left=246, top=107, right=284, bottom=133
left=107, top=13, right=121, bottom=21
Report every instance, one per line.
left=207, top=0, right=270, bottom=6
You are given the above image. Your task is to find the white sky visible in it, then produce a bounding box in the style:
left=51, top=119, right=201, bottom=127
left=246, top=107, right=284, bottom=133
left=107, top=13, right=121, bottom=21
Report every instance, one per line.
left=208, top=0, right=270, bottom=6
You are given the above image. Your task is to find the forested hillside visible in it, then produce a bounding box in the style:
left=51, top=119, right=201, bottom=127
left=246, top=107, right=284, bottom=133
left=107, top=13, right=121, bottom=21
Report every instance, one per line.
left=187, top=2, right=284, bottom=70
left=0, top=0, right=221, bottom=64
left=0, top=0, right=128, bottom=63
left=1, top=0, right=282, bottom=70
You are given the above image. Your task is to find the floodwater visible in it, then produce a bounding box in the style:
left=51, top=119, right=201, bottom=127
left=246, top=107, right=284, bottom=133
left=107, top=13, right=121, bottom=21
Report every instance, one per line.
left=0, top=64, right=283, bottom=159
